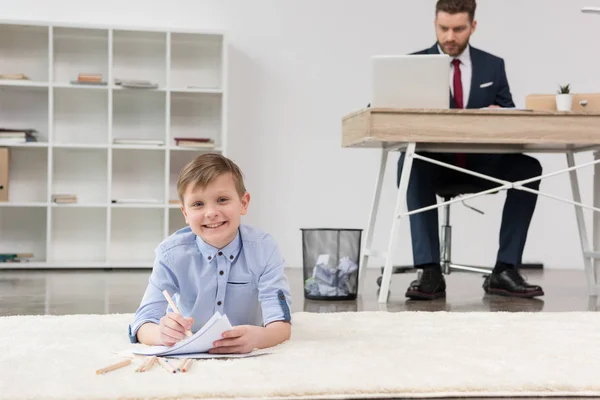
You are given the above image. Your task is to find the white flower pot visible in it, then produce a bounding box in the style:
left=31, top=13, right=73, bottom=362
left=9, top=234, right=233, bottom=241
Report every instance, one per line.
left=556, top=94, right=573, bottom=111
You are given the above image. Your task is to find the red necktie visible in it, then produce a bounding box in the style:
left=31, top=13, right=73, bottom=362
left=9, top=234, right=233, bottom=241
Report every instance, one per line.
left=452, top=59, right=466, bottom=168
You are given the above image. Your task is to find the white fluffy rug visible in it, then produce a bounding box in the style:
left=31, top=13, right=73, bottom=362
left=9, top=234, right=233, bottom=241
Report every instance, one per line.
left=1, top=311, right=599, bottom=399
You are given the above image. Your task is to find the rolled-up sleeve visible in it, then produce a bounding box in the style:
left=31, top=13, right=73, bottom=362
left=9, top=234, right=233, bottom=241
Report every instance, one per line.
left=257, top=235, right=292, bottom=326
left=128, top=247, right=179, bottom=343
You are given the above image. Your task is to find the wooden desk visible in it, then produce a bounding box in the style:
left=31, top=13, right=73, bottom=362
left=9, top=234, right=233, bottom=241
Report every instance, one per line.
left=342, top=107, right=600, bottom=303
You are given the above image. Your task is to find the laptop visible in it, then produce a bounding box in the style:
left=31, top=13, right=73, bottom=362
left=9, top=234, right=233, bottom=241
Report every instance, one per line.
left=370, top=54, right=450, bottom=108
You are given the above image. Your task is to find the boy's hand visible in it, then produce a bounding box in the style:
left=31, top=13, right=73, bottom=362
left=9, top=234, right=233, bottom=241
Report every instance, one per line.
left=159, top=312, right=194, bottom=346
left=209, top=325, right=262, bottom=354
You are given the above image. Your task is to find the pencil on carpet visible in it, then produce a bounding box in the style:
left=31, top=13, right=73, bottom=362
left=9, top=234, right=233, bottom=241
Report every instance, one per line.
left=158, top=357, right=176, bottom=374
left=182, top=358, right=193, bottom=372
left=96, top=359, right=132, bottom=374
left=143, top=356, right=157, bottom=372
left=162, top=289, right=192, bottom=337
left=178, top=358, right=189, bottom=372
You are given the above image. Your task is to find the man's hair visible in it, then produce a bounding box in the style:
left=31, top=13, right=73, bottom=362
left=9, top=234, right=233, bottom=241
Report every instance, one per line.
left=436, top=0, right=476, bottom=22
left=177, top=153, right=246, bottom=201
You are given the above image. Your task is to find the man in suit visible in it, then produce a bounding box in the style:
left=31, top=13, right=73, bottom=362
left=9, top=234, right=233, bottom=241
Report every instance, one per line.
left=400, top=0, right=544, bottom=300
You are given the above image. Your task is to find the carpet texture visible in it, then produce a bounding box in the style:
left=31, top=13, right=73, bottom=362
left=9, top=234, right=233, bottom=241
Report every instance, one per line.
left=0, top=311, right=599, bottom=399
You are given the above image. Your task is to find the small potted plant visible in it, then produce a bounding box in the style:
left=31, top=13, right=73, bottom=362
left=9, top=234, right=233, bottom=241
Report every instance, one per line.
left=556, top=84, right=573, bottom=111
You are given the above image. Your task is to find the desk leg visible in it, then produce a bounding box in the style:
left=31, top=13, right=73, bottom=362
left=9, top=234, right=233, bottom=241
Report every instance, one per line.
left=378, top=142, right=416, bottom=303
left=566, top=152, right=596, bottom=295
left=358, top=149, right=388, bottom=296
left=593, top=151, right=600, bottom=294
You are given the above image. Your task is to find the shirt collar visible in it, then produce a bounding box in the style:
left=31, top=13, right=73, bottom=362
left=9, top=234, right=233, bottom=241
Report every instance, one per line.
left=195, top=229, right=242, bottom=263
left=437, top=43, right=471, bottom=67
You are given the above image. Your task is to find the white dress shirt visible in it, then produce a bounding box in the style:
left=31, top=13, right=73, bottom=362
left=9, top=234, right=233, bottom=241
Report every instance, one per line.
left=438, top=44, right=472, bottom=107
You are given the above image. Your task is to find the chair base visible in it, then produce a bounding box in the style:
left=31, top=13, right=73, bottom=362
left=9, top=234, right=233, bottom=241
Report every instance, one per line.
left=376, top=263, right=491, bottom=287
left=441, top=263, right=492, bottom=275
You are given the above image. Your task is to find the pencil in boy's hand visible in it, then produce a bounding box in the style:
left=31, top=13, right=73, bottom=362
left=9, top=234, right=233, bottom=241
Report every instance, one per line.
left=162, top=289, right=193, bottom=337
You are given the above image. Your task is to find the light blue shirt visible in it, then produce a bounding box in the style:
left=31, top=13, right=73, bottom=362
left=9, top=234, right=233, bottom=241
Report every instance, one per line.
left=128, top=224, right=292, bottom=343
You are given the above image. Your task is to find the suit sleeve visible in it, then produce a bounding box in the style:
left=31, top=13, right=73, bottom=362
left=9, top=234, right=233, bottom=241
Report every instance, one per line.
left=495, top=58, right=516, bottom=108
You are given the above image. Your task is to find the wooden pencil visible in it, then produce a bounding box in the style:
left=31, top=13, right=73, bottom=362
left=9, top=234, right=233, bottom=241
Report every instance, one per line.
left=143, top=356, right=158, bottom=372
left=162, top=290, right=192, bottom=337
left=181, top=358, right=193, bottom=372
left=177, top=358, right=188, bottom=371
left=96, top=359, right=132, bottom=374
left=158, top=357, right=176, bottom=374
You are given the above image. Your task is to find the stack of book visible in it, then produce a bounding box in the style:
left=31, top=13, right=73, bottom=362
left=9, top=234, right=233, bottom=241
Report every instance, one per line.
left=0, top=128, right=38, bottom=145
left=114, top=78, right=158, bottom=89
left=0, top=73, right=30, bottom=81
left=52, top=194, right=77, bottom=204
left=113, top=138, right=164, bottom=146
left=174, top=138, right=215, bottom=149
left=0, top=253, right=33, bottom=263
left=71, top=73, right=106, bottom=86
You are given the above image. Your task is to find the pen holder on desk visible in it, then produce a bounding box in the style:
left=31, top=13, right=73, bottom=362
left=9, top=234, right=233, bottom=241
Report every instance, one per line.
left=301, top=228, right=362, bottom=301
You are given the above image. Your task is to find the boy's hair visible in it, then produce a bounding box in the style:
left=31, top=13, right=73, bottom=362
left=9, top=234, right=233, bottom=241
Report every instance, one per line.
left=177, top=153, right=246, bottom=201
left=436, top=0, right=476, bottom=22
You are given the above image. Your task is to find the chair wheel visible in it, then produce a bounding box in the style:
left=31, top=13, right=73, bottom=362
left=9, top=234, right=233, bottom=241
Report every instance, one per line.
left=376, top=276, right=382, bottom=287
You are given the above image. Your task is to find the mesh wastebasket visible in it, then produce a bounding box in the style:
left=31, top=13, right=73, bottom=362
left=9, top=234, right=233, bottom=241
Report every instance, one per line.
left=301, top=228, right=362, bottom=300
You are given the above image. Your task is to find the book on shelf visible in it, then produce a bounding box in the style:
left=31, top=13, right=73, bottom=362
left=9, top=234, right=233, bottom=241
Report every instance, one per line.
left=114, top=78, right=158, bottom=89
left=0, top=128, right=38, bottom=144
left=71, top=73, right=107, bottom=86
left=174, top=137, right=215, bottom=148
left=111, top=199, right=161, bottom=204
left=0, top=73, right=30, bottom=81
left=113, top=138, right=165, bottom=146
left=0, top=253, right=34, bottom=263
left=52, top=194, right=77, bottom=204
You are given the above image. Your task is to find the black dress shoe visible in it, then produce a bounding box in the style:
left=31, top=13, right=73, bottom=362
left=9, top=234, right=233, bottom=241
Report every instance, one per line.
left=406, top=268, right=446, bottom=300
left=483, top=268, right=544, bottom=298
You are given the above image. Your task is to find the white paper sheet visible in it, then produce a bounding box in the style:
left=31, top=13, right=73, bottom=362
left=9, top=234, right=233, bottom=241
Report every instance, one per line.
left=131, top=311, right=233, bottom=357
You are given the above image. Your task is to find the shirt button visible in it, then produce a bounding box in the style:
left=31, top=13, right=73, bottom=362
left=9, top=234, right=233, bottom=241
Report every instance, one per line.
left=217, top=301, right=222, bottom=306
left=219, top=270, right=224, bottom=275
left=208, top=256, right=212, bottom=260
left=218, top=251, right=223, bottom=256
left=229, top=255, right=234, bottom=260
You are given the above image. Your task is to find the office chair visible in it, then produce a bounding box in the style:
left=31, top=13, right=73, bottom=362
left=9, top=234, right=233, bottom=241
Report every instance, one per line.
left=376, top=181, right=493, bottom=288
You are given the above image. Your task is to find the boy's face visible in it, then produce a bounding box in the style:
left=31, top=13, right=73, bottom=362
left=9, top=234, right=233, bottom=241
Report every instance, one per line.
left=180, top=173, right=250, bottom=249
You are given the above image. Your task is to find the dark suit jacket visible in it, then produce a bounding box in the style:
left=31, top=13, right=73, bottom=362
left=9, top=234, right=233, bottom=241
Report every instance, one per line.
left=413, top=43, right=515, bottom=109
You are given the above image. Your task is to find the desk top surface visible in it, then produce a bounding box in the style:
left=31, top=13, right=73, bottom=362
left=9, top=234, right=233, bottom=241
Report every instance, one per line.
left=341, top=107, right=600, bottom=152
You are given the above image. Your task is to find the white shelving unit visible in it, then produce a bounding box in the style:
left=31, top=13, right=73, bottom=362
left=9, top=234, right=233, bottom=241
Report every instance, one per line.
left=0, top=21, right=227, bottom=268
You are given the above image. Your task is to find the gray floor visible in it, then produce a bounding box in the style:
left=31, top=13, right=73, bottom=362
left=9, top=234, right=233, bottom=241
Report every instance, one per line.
left=0, top=267, right=598, bottom=316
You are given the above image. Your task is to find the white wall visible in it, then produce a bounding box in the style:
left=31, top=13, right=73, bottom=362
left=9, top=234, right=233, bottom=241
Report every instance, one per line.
left=2, top=0, right=600, bottom=269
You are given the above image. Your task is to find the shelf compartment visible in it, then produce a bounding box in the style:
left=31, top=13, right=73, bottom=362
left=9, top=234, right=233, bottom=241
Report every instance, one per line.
left=53, top=87, right=108, bottom=145
left=113, top=30, right=166, bottom=89
left=0, top=85, right=49, bottom=143
left=111, top=148, right=165, bottom=203
left=0, top=24, right=49, bottom=83
left=52, top=27, right=109, bottom=86
left=5, top=146, right=48, bottom=203
left=168, top=207, right=187, bottom=235
left=49, top=207, right=106, bottom=262
left=170, top=92, right=221, bottom=146
left=0, top=206, right=47, bottom=262
left=52, top=147, right=108, bottom=204
left=109, top=207, right=164, bottom=262
left=112, top=89, right=166, bottom=143
left=170, top=33, right=222, bottom=90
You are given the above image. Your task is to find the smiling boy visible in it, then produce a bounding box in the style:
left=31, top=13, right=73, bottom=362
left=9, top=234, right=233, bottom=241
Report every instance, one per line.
left=128, top=153, right=292, bottom=354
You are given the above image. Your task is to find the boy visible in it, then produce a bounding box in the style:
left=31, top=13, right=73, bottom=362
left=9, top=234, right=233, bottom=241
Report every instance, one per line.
left=128, top=153, right=292, bottom=354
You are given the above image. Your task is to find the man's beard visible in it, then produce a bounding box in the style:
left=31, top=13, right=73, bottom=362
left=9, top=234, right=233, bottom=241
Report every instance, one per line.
left=439, top=40, right=469, bottom=57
